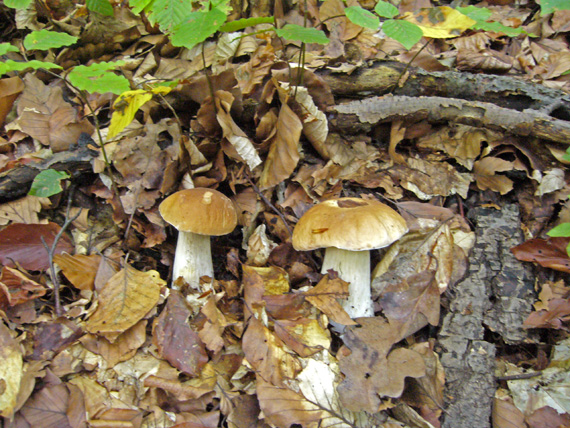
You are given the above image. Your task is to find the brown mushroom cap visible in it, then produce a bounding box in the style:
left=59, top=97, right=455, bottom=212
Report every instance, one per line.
left=159, top=188, right=237, bottom=236
left=292, top=197, right=408, bottom=251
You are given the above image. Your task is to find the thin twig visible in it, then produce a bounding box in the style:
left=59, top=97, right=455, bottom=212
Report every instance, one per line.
left=42, top=188, right=82, bottom=316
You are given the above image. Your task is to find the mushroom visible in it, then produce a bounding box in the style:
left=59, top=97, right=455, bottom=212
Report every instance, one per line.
left=292, top=197, right=408, bottom=319
left=159, top=188, right=237, bottom=289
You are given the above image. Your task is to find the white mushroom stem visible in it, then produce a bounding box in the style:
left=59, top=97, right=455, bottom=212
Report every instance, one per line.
left=172, top=231, right=213, bottom=290
left=322, top=247, right=374, bottom=318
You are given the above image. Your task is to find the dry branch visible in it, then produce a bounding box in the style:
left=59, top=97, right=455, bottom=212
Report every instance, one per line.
left=332, top=95, right=570, bottom=145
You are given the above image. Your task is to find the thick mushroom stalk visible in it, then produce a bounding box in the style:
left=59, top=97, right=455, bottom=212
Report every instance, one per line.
left=172, top=231, right=213, bottom=289
left=322, top=247, right=373, bottom=318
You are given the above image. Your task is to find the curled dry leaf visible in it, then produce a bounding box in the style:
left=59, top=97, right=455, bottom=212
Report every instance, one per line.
left=85, top=265, right=164, bottom=342
left=0, top=266, right=46, bottom=309
left=473, top=156, right=514, bottom=195
left=303, top=274, right=357, bottom=326
left=0, top=222, right=74, bottom=271
left=259, top=102, right=303, bottom=189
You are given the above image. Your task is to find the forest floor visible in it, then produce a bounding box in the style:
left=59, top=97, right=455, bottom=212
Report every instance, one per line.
left=1, top=1, right=570, bottom=428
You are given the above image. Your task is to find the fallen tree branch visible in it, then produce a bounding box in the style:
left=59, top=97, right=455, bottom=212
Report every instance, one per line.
left=332, top=95, right=570, bottom=145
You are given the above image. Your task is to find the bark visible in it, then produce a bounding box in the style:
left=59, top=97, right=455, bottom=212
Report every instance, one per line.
left=331, top=95, right=570, bottom=145
left=319, top=61, right=570, bottom=118
left=439, top=204, right=535, bottom=428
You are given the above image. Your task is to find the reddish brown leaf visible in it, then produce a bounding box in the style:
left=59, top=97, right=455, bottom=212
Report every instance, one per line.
left=0, top=267, right=46, bottom=309
left=0, top=222, right=74, bottom=271
left=153, top=290, right=208, bottom=376
left=511, top=237, right=570, bottom=273
left=30, top=319, right=83, bottom=361
left=523, top=299, right=570, bottom=330
left=526, top=406, right=570, bottom=428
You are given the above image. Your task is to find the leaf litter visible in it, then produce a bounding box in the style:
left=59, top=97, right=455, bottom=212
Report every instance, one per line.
left=0, top=1, right=570, bottom=427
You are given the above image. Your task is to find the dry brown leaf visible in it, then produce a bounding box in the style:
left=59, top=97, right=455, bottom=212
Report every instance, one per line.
left=0, top=321, right=23, bottom=418
left=337, top=318, right=426, bottom=413
left=85, top=265, right=164, bottom=342
left=492, top=393, right=526, bottom=428
left=19, top=384, right=74, bottom=428
left=526, top=405, right=570, bottom=428
left=14, top=74, right=94, bottom=152
left=0, top=195, right=49, bottom=225
left=259, top=102, right=303, bottom=189
left=199, top=294, right=230, bottom=355
left=288, top=85, right=328, bottom=157
left=29, top=318, right=83, bottom=361
left=377, top=270, right=440, bottom=337
left=80, top=320, right=147, bottom=367
left=153, top=291, right=208, bottom=376
left=54, top=254, right=101, bottom=291
left=303, top=274, right=357, bottom=326
left=0, top=76, right=24, bottom=127
left=473, top=156, right=514, bottom=195
left=215, top=91, right=262, bottom=170
left=256, top=377, right=325, bottom=428
left=511, top=237, right=570, bottom=273
left=243, top=316, right=301, bottom=386
left=273, top=318, right=331, bottom=358
left=0, top=266, right=46, bottom=309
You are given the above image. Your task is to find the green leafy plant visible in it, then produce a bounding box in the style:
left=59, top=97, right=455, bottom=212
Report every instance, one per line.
left=547, top=222, right=570, bottom=256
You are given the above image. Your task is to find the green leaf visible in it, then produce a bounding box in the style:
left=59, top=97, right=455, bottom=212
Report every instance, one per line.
left=382, top=19, right=423, bottom=50
left=29, top=169, right=70, bottom=197
left=0, top=43, right=19, bottom=55
left=170, top=8, right=227, bottom=50
left=3, top=0, right=33, bottom=9
left=375, top=1, right=399, bottom=18
left=540, top=0, right=570, bottom=15
left=128, top=0, right=154, bottom=15
left=471, top=20, right=524, bottom=37
left=564, top=148, right=570, bottom=162
left=147, top=0, right=196, bottom=32
left=68, top=61, right=130, bottom=95
left=345, top=6, right=380, bottom=29
left=0, top=59, right=62, bottom=76
left=547, top=223, right=570, bottom=238
left=86, top=0, right=114, bottom=16
left=456, top=5, right=492, bottom=22
left=23, top=30, right=78, bottom=51
left=276, top=24, right=329, bottom=45
left=220, top=16, right=275, bottom=32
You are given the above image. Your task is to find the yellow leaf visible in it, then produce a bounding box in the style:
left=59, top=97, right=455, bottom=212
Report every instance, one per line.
left=403, top=6, right=476, bottom=39
left=108, top=86, right=172, bottom=139
left=85, top=265, right=164, bottom=342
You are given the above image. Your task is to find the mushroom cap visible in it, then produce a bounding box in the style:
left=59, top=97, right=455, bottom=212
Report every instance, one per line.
left=292, top=197, right=408, bottom=251
left=159, top=188, right=237, bottom=236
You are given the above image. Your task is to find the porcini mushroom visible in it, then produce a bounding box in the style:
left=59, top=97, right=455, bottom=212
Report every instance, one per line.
left=292, top=197, right=408, bottom=319
left=159, top=188, right=237, bottom=289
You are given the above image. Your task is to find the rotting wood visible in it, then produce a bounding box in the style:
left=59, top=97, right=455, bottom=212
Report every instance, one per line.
left=319, top=61, right=570, bottom=117
left=439, top=204, right=535, bottom=428
left=332, top=95, right=570, bottom=145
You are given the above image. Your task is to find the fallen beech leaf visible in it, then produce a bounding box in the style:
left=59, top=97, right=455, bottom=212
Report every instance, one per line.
left=526, top=405, right=570, bottom=428
left=337, top=318, right=426, bottom=412
left=511, top=237, right=570, bottom=273
left=259, top=102, right=303, bottom=189
left=303, top=274, right=357, bottom=326
left=273, top=318, right=331, bottom=357
left=53, top=253, right=101, bottom=291
left=492, top=393, right=525, bottom=428
left=85, top=265, right=164, bottom=342
left=30, top=318, right=83, bottom=361
left=523, top=299, right=570, bottom=330
left=0, top=266, right=46, bottom=309
left=19, top=384, right=73, bottom=428
left=0, top=222, right=74, bottom=271
left=473, top=156, right=514, bottom=195
left=0, top=321, right=23, bottom=418
left=257, top=377, right=325, bottom=428
left=153, top=291, right=208, bottom=376
left=243, top=316, right=301, bottom=386
left=80, top=320, right=147, bottom=366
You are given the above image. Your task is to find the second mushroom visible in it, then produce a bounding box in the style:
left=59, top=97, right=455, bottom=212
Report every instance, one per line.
left=292, top=197, right=408, bottom=320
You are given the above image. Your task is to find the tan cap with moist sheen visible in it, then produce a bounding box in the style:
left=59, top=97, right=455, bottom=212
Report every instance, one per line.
left=159, top=188, right=237, bottom=236
left=292, top=197, right=408, bottom=251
